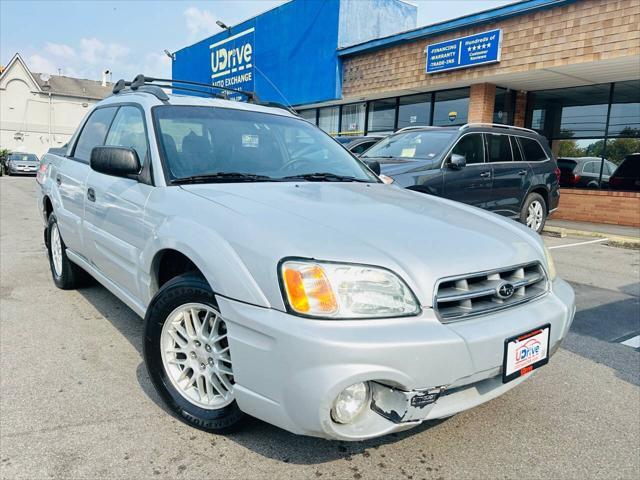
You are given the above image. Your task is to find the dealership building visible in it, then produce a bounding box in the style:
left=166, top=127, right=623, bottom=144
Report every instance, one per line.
left=173, top=0, right=640, bottom=226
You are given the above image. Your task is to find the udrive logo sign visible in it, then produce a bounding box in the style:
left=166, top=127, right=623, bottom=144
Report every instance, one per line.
left=516, top=338, right=541, bottom=362
left=210, top=28, right=254, bottom=80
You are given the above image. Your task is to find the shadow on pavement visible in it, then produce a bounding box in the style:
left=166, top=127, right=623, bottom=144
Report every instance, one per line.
left=564, top=280, right=639, bottom=386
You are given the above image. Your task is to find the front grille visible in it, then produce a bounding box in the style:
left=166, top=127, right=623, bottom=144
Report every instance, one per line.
left=434, top=262, right=548, bottom=322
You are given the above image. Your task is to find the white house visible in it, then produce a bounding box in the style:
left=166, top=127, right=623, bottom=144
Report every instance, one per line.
left=0, top=53, right=112, bottom=157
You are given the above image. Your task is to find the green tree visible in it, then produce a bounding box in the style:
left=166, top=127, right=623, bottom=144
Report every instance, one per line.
left=557, top=140, right=585, bottom=157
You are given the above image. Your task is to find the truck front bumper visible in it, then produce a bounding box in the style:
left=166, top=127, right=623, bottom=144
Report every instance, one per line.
left=217, top=278, right=575, bottom=440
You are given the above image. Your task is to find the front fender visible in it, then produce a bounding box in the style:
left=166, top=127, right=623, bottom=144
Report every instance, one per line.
left=140, top=216, right=270, bottom=309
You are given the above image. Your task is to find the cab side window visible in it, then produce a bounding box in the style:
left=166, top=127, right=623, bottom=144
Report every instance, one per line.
left=486, top=134, right=513, bottom=163
left=73, top=107, right=118, bottom=163
left=105, top=106, right=148, bottom=164
left=451, top=134, right=484, bottom=164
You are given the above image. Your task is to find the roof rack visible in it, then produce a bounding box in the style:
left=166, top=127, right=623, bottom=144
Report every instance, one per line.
left=110, top=75, right=298, bottom=116
left=396, top=125, right=444, bottom=133
left=112, top=74, right=259, bottom=102
left=459, top=123, right=537, bottom=134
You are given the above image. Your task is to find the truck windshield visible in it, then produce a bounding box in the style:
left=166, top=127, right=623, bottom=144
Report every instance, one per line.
left=362, top=131, right=455, bottom=160
left=153, top=105, right=379, bottom=183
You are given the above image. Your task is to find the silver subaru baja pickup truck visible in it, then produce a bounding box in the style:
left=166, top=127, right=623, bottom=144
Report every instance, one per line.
left=36, top=76, right=575, bottom=441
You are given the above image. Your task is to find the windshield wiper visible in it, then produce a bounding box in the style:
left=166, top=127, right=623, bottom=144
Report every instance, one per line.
left=279, top=172, right=372, bottom=183
left=172, top=172, right=275, bottom=184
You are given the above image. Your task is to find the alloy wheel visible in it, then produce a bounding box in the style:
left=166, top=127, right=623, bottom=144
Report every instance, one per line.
left=526, top=200, right=544, bottom=231
left=160, top=303, right=234, bottom=410
left=51, top=223, right=63, bottom=277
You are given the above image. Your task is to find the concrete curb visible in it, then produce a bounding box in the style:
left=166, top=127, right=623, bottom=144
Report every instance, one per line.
left=543, top=225, right=640, bottom=249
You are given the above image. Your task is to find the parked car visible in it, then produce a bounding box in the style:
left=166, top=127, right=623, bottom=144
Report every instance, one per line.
left=361, top=125, right=561, bottom=233
left=557, top=156, right=617, bottom=189
left=609, top=153, right=640, bottom=191
left=5, top=152, right=39, bottom=175
left=334, top=135, right=385, bottom=155
left=37, top=76, right=575, bottom=441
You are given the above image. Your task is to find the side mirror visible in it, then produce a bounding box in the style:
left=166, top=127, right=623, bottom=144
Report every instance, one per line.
left=363, top=159, right=381, bottom=175
left=90, top=146, right=141, bottom=177
left=448, top=153, right=466, bottom=170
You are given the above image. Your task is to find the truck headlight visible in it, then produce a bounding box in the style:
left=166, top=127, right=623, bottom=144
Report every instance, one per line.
left=543, top=245, right=557, bottom=281
left=280, top=259, right=420, bottom=318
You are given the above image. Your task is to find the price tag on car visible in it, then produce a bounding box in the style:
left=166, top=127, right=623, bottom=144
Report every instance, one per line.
left=502, top=325, right=550, bottom=383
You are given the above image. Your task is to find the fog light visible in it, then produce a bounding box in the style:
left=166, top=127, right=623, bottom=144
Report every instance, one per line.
left=331, top=382, right=369, bottom=424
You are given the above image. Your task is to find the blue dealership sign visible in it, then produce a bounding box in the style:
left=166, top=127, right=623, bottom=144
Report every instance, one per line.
left=210, top=27, right=255, bottom=99
left=426, top=29, right=502, bottom=74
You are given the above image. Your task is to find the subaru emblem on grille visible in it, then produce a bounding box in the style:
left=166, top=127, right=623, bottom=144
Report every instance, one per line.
left=496, top=282, right=515, bottom=299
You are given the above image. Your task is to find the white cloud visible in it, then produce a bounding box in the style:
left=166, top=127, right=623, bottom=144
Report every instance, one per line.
left=27, top=54, right=57, bottom=74
left=183, top=7, right=219, bottom=41
left=142, top=52, right=172, bottom=78
left=79, top=38, right=129, bottom=65
left=23, top=37, right=167, bottom=81
left=44, top=42, right=77, bottom=59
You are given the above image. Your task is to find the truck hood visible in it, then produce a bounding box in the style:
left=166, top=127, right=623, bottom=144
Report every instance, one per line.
left=180, top=182, right=545, bottom=308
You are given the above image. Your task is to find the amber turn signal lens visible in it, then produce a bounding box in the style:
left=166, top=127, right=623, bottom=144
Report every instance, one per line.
left=282, top=262, right=338, bottom=315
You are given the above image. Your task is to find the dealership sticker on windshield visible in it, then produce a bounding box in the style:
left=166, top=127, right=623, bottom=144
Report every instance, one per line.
left=242, top=134, right=259, bottom=148
left=502, top=324, right=550, bottom=383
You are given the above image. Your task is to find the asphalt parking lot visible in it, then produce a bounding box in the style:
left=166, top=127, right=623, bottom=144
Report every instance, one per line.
left=1, top=177, right=639, bottom=480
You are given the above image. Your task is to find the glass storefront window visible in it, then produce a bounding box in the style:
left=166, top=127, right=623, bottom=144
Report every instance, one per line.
left=554, top=137, right=640, bottom=190
left=397, top=94, right=431, bottom=129
left=554, top=138, right=607, bottom=189
left=529, top=84, right=610, bottom=138
left=529, top=81, right=640, bottom=191
left=493, top=88, right=515, bottom=125
left=433, top=88, right=469, bottom=126
left=318, top=106, right=339, bottom=135
left=340, top=103, right=366, bottom=135
left=608, top=80, right=640, bottom=137
left=298, top=109, right=317, bottom=125
left=368, top=98, right=396, bottom=132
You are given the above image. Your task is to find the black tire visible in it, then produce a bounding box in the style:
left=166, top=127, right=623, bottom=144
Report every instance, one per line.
left=143, top=273, right=246, bottom=433
left=520, top=192, right=547, bottom=234
left=46, top=213, right=90, bottom=289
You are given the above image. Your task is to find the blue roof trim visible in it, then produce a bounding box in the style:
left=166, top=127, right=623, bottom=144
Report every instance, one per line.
left=337, top=0, right=580, bottom=57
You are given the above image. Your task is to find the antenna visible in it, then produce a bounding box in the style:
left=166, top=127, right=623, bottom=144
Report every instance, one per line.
left=39, top=73, right=51, bottom=82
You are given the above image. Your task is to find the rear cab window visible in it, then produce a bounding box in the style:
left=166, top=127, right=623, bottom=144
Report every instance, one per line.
left=72, top=107, right=118, bottom=163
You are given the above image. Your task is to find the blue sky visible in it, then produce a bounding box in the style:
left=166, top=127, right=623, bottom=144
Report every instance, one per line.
left=1, top=0, right=514, bottom=81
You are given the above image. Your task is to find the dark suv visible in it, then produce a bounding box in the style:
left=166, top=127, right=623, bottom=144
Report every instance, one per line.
left=361, top=124, right=560, bottom=233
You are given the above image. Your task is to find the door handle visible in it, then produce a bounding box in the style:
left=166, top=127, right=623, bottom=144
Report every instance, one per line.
left=56, top=176, right=61, bottom=186
left=518, top=170, right=528, bottom=176
left=480, top=171, right=491, bottom=178
left=87, top=187, right=96, bottom=202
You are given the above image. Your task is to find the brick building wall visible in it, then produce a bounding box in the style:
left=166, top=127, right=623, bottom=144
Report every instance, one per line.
left=468, top=83, right=496, bottom=123
left=342, top=0, right=640, bottom=99
left=553, top=189, right=640, bottom=227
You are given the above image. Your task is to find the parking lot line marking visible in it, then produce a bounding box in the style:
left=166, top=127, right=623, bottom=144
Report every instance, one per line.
left=620, top=335, right=640, bottom=349
left=548, top=238, right=609, bottom=250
